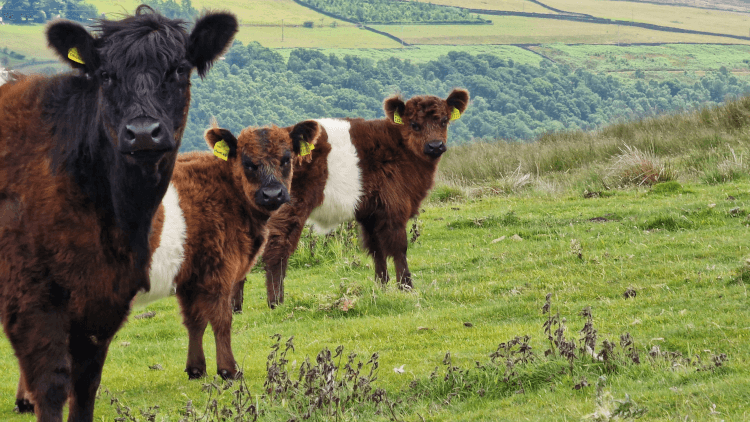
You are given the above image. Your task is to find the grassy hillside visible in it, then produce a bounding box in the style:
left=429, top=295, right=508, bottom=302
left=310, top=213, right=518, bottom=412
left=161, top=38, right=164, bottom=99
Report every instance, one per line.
left=371, top=15, right=750, bottom=45
left=1, top=80, right=750, bottom=422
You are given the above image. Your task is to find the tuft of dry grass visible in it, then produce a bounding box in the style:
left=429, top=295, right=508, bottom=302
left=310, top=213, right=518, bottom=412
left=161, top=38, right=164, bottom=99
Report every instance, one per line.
left=607, top=145, right=676, bottom=187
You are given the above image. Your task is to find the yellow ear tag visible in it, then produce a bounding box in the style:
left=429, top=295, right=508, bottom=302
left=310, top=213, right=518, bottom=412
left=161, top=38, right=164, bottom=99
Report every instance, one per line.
left=393, top=111, right=404, bottom=125
left=213, top=139, right=229, bottom=161
left=450, top=107, right=461, bottom=121
left=67, top=47, right=85, bottom=64
left=300, top=141, right=315, bottom=157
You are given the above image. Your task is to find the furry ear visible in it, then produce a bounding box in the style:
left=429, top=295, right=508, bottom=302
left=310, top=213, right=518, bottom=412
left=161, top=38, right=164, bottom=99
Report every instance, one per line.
left=204, top=124, right=238, bottom=160
left=289, top=120, right=321, bottom=156
left=383, top=95, right=406, bottom=125
left=446, top=89, right=470, bottom=114
left=187, top=12, right=238, bottom=78
left=46, top=20, right=98, bottom=71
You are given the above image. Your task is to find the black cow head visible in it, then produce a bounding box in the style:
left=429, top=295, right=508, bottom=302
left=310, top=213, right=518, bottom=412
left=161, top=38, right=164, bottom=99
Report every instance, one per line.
left=384, top=89, right=470, bottom=160
left=46, top=5, right=237, bottom=179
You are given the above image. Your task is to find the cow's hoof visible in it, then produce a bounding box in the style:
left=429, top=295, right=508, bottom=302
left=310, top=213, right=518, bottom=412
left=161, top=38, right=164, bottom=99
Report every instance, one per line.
left=232, top=307, right=242, bottom=314
left=14, top=398, right=34, bottom=413
left=218, top=369, right=241, bottom=380
left=186, top=367, right=206, bottom=380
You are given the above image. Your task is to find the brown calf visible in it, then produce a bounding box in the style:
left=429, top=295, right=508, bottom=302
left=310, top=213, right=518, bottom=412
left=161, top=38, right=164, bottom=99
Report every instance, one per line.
left=134, top=120, right=321, bottom=379
left=1, top=7, right=236, bottom=421
left=231, top=89, right=470, bottom=309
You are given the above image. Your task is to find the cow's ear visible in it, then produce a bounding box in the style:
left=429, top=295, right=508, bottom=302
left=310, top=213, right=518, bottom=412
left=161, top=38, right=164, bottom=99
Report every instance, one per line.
left=204, top=126, right=238, bottom=160
left=46, top=20, right=98, bottom=72
left=289, top=120, right=321, bottom=156
left=383, top=95, right=406, bottom=125
left=446, top=89, right=470, bottom=114
left=187, top=12, right=238, bottom=78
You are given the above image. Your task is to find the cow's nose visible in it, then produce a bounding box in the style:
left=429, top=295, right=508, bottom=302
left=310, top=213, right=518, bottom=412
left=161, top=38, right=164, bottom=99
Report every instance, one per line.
left=121, top=118, right=174, bottom=153
left=424, top=141, right=447, bottom=157
left=256, top=185, right=289, bottom=211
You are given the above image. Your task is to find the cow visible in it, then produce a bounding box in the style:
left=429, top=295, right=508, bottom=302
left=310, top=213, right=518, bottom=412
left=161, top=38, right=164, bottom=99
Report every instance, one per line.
left=133, top=120, right=321, bottom=380
left=0, top=6, right=236, bottom=421
left=230, top=89, right=470, bottom=310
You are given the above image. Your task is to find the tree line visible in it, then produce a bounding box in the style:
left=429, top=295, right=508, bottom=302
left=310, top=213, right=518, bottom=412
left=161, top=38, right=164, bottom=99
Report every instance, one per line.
left=296, top=0, right=487, bottom=24
left=1, top=0, right=96, bottom=23
left=178, top=41, right=750, bottom=152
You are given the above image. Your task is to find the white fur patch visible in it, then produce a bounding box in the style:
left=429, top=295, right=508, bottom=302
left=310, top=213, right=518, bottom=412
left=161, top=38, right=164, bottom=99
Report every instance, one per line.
left=307, top=118, right=363, bottom=233
left=133, top=183, right=187, bottom=308
left=0, top=67, right=8, bottom=87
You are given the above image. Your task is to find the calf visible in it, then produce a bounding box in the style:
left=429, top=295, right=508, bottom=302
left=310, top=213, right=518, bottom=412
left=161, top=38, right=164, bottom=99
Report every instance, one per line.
left=233, top=89, right=470, bottom=309
left=134, top=120, right=321, bottom=380
left=0, top=6, right=236, bottom=421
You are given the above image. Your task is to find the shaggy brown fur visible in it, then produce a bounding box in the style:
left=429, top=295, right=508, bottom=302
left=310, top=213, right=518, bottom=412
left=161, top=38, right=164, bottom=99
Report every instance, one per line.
left=240, top=89, right=470, bottom=308
left=0, top=7, right=236, bottom=421
left=144, top=121, right=320, bottom=380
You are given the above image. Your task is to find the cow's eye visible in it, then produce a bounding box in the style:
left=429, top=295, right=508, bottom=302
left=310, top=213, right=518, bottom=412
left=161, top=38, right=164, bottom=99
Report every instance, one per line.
left=175, top=65, right=188, bottom=76
left=243, top=158, right=258, bottom=171
left=100, top=71, right=112, bottom=85
left=441, top=117, right=448, bottom=127
left=281, top=156, right=291, bottom=166
left=410, top=122, right=420, bottom=131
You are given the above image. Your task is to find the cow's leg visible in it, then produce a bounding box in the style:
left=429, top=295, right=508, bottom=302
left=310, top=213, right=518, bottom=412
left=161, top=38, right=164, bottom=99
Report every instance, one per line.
left=383, top=221, right=412, bottom=289
left=177, top=278, right=210, bottom=379
left=15, top=369, right=34, bottom=413
left=264, top=218, right=305, bottom=308
left=358, top=216, right=389, bottom=284
left=4, top=306, right=71, bottom=422
left=231, top=278, right=244, bottom=314
left=209, top=292, right=239, bottom=380
left=67, top=330, right=111, bottom=422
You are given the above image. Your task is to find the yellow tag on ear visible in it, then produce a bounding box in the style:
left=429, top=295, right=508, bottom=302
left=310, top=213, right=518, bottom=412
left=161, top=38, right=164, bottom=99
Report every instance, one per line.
left=393, top=111, right=404, bottom=125
left=68, top=47, right=85, bottom=64
left=450, top=107, right=461, bottom=121
left=300, top=141, right=315, bottom=157
left=213, top=139, right=229, bottom=161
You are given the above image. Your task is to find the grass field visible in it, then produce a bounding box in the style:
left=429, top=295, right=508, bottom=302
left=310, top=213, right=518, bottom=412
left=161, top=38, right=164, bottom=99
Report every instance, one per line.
left=2, top=92, right=750, bottom=421
left=544, top=0, right=750, bottom=38
left=374, top=15, right=750, bottom=45
left=412, top=0, right=553, bottom=14
left=531, top=43, right=750, bottom=73
left=0, top=25, right=57, bottom=63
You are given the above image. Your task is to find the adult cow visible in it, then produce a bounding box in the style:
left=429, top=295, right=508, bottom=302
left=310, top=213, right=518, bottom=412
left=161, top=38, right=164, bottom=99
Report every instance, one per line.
left=231, top=90, right=470, bottom=310
left=0, top=6, right=236, bottom=422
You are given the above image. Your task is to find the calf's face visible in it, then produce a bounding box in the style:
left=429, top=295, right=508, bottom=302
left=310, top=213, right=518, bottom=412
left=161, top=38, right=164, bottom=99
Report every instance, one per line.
left=384, top=89, right=470, bottom=160
left=46, top=5, right=237, bottom=178
left=205, top=120, right=321, bottom=213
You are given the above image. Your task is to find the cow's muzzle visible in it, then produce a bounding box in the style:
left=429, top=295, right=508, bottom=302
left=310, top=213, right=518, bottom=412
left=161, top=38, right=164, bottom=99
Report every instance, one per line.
left=424, top=141, right=447, bottom=158
left=119, top=117, right=175, bottom=159
left=255, top=183, right=290, bottom=211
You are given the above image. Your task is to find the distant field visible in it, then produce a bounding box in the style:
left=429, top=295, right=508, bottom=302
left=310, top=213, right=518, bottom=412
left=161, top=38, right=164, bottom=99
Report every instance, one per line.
left=235, top=25, right=400, bottom=48
left=533, top=43, right=750, bottom=73
left=0, top=25, right=56, bottom=63
left=406, top=0, right=552, bottom=13
left=86, top=0, right=141, bottom=16
left=192, top=0, right=346, bottom=26
left=274, top=44, right=547, bottom=64
left=543, top=0, right=750, bottom=38
left=374, top=15, right=750, bottom=45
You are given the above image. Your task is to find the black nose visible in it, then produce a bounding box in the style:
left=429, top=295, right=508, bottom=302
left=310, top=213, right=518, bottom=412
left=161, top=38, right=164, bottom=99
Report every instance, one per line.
left=424, top=141, right=447, bottom=157
left=120, top=118, right=174, bottom=154
left=256, top=185, right=289, bottom=210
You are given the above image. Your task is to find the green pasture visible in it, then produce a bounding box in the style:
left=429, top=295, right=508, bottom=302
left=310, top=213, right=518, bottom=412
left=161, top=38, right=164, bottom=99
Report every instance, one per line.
left=533, top=43, right=750, bottom=72
left=0, top=180, right=746, bottom=421
left=0, top=24, right=57, bottom=64
left=422, top=0, right=552, bottom=14
left=372, top=15, right=750, bottom=46
left=543, top=0, right=750, bottom=38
